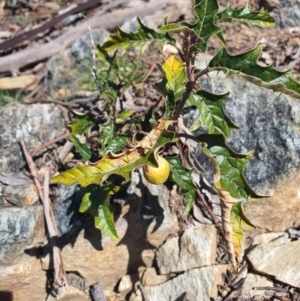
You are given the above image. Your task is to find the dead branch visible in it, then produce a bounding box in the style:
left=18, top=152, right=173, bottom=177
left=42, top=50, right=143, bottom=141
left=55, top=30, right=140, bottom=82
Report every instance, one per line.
left=20, top=138, right=67, bottom=287
left=0, top=0, right=166, bottom=74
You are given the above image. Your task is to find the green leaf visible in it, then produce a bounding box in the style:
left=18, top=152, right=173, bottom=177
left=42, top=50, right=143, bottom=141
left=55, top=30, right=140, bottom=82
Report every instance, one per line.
left=216, top=2, right=275, bottom=29
left=102, top=17, right=173, bottom=52
left=69, top=114, right=94, bottom=135
left=199, top=135, right=261, bottom=201
left=116, top=110, right=134, bottom=124
left=185, top=91, right=237, bottom=137
left=80, top=184, right=119, bottom=239
left=69, top=133, right=91, bottom=162
left=208, top=44, right=300, bottom=99
left=99, top=121, right=127, bottom=157
left=167, top=156, right=197, bottom=214
left=180, top=0, right=221, bottom=52
left=51, top=121, right=176, bottom=187
left=100, top=90, right=118, bottom=104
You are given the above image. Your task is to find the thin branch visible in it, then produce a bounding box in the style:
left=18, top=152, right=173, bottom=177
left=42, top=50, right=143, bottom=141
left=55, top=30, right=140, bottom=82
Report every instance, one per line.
left=19, top=139, right=67, bottom=287
left=30, top=131, right=69, bottom=158
left=44, top=170, right=67, bottom=287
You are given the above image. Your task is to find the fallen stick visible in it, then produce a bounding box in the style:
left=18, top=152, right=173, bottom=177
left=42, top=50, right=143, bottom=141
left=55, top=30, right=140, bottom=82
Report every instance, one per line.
left=20, top=138, right=67, bottom=287
left=0, top=0, right=166, bottom=74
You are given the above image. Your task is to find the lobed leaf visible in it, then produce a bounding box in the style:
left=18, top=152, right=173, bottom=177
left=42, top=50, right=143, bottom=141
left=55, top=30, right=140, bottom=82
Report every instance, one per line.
left=69, top=114, right=94, bottom=135
left=99, top=121, right=127, bottom=157
left=167, top=156, right=197, bottom=214
left=158, top=0, right=221, bottom=52
left=208, top=44, right=300, bottom=99
left=102, top=17, right=173, bottom=52
left=180, top=0, right=221, bottom=52
left=80, top=184, right=119, bottom=239
left=199, top=135, right=261, bottom=201
left=69, top=133, right=91, bottom=162
left=51, top=121, right=176, bottom=187
left=216, top=2, right=275, bottom=29
left=185, top=90, right=237, bottom=137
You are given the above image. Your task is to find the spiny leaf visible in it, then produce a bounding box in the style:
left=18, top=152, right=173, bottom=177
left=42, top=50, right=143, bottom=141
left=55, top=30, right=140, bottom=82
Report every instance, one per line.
left=102, top=17, right=173, bottom=52
left=69, top=133, right=91, bottom=162
left=199, top=135, right=261, bottom=201
left=51, top=121, right=176, bottom=187
left=99, top=121, right=127, bottom=157
left=80, top=184, right=119, bottom=239
left=167, top=156, right=197, bottom=214
left=216, top=2, right=275, bottom=29
left=69, top=114, right=94, bottom=135
left=158, top=0, right=221, bottom=52
left=180, top=0, right=221, bottom=52
left=185, top=90, right=237, bottom=137
left=208, top=44, right=300, bottom=99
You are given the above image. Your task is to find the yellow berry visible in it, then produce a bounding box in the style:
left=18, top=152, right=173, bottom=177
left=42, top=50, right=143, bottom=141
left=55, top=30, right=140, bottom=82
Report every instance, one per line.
left=143, top=155, right=170, bottom=185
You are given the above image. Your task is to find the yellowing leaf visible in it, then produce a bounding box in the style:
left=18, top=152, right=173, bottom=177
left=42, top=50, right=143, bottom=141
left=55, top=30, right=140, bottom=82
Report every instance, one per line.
left=162, top=55, right=187, bottom=99
left=51, top=118, right=177, bottom=187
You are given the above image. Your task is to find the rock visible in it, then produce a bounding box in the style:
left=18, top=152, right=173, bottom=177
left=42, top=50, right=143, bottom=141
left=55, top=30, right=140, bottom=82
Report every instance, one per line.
left=141, top=267, right=169, bottom=286
left=241, top=273, right=273, bottom=298
left=250, top=232, right=290, bottom=248
left=117, top=275, right=134, bottom=293
left=242, top=170, right=300, bottom=231
left=46, top=286, right=89, bottom=301
left=197, top=71, right=300, bottom=195
left=140, top=173, right=179, bottom=248
left=131, top=265, right=228, bottom=301
left=141, top=249, right=155, bottom=267
left=0, top=205, right=45, bottom=262
left=71, top=28, right=110, bottom=61
left=248, top=240, right=300, bottom=287
left=155, top=225, right=216, bottom=274
left=0, top=205, right=47, bottom=301
left=3, top=184, right=39, bottom=206
left=273, top=0, right=300, bottom=28
left=0, top=103, right=67, bottom=174
left=42, top=171, right=178, bottom=293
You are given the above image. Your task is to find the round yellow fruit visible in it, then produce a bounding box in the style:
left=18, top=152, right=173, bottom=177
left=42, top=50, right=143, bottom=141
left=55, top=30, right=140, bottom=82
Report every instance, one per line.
left=143, top=155, right=170, bottom=185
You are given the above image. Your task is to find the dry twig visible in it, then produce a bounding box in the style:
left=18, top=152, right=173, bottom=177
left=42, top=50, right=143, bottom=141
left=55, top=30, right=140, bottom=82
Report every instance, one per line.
left=20, top=139, right=67, bottom=287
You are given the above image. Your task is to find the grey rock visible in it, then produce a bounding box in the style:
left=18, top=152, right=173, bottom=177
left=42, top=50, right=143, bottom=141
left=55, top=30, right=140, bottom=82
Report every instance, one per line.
left=121, top=17, right=157, bottom=33
left=0, top=205, right=44, bottom=247
left=197, top=71, right=300, bottom=195
left=3, top=184, right=39, bottom=206
left=71, top=28, right=110, bottom=61
left=46, top=49, right=77, bottom=92
left=140, top=171, right=179, bottom=248
left=155, top=225, right=216, bottom=274
left=241, top=273, right=273, bottom=298
left=131, top=265, right=228, bottom=301
left=273, top=0, right=300, bottom=28
left=41, top=170, right=178, bottom=292
left=248, top=240, right=300, bottom=287
left=0, top=103, right=67, bottom=174
left=242, top=170, right=300, bottom=231
left=0, top=205, right=47, bottom=301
